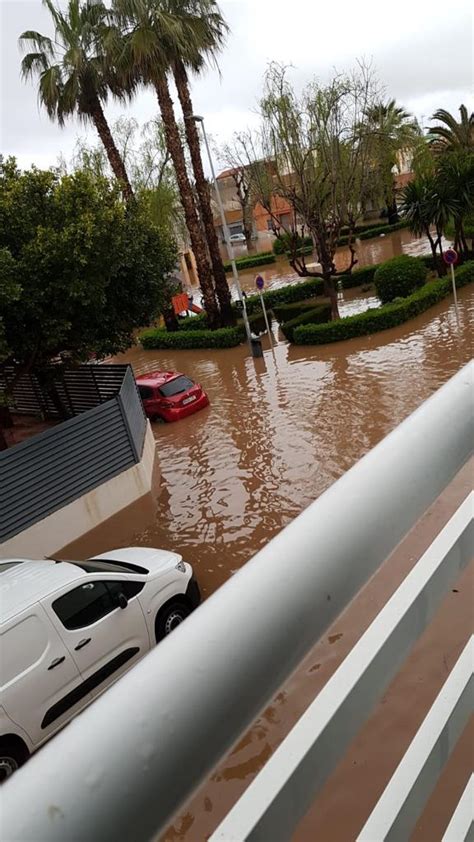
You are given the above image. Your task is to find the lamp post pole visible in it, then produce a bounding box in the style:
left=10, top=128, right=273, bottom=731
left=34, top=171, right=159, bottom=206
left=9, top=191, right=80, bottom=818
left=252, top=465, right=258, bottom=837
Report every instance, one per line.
left=191, top=115, right=253, bottom=351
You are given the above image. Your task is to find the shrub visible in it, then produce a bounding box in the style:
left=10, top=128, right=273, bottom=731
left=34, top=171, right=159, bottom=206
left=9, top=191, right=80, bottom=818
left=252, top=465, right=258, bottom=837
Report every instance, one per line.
left=340, top=264, right=380, bottom=289
left=273, top=233, right=312, bottom=255
left=374, top=255, right=427, bottom=304
left=140, top=326, right=242, bottom=350
left=280, top=302, right=332, bottom=342
left=293, top=261, right=474, bottom=345
left=223, top=252, right=275, bottom=272
left=177, top=313, right=208, bottom=331
left=273, top=297, right=322, bottom=324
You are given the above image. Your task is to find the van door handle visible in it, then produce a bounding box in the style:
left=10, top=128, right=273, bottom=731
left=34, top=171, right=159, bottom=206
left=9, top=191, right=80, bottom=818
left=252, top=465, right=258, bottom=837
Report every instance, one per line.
left=74, top=638, right=91, bottom=651
left=48, top=656, right=65, bottom=670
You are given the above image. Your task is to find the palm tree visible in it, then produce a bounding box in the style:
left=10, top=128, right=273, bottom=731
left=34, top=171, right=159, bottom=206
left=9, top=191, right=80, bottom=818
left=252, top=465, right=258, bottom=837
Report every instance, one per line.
left=20, top=0, right=134, bottom=203
left=362, top=99, right=421, bottom=224
left=428, top=106, right=474, bottom=153
left=400, top=175, right=459, bottom=274
left=166, top=0, right=233, bottom=325
left=110, top=0, right=220, bottom=327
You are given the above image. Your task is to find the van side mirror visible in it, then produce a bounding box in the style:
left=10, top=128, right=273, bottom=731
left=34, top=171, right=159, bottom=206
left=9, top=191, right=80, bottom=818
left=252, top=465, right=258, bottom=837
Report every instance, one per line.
left=117, top=592, right=128, bottom=610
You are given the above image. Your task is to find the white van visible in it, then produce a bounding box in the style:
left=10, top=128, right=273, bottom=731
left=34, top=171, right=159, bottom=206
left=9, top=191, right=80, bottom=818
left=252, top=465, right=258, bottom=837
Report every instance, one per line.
left=0, top=548, right=200, bottom=780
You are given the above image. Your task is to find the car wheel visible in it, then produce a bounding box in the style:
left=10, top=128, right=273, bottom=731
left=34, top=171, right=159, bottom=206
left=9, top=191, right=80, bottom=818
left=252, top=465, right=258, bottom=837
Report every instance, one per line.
left=155, top=601, right=191, bottom=642
left=0, top=739, right=29, bottom=783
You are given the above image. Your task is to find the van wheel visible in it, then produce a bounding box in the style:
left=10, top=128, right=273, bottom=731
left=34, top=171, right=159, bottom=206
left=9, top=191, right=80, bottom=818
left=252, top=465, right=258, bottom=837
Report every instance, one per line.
left=155, top=601, right=191, bottom=642
left=0, top=739, right=29, bottom=782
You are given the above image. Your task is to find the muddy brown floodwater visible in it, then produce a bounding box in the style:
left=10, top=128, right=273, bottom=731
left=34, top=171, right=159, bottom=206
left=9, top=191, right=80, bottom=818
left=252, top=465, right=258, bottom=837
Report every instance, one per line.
left=62, top=239, right=473, bottom=841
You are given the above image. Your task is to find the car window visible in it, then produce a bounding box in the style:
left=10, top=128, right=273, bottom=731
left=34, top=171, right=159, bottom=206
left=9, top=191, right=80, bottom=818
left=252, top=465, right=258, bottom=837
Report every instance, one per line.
left=138, top=385, right=154, bottom=400
left=53, top=582, right=117, bottom=630
left=52, top=580, right=145, bottom=629
left=159, top=376, right=194, bottom=397
left=107, top=580, right=145, bottom=600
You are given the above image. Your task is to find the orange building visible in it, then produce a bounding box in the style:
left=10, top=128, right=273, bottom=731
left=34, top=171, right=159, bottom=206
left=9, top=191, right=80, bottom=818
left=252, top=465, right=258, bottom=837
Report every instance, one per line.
left=212, top=167, right=294, bottom=241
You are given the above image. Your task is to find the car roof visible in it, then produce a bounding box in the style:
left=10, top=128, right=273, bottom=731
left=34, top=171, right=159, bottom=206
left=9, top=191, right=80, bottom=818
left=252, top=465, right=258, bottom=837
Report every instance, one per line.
left=135, top=370, right=182, bottom=387
left=0, top=559, right=85, bottom=623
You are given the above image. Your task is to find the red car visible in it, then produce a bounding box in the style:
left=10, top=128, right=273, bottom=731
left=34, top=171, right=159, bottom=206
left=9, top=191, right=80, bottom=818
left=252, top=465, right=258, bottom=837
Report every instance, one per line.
left=136, top=370, right=210, bottom=422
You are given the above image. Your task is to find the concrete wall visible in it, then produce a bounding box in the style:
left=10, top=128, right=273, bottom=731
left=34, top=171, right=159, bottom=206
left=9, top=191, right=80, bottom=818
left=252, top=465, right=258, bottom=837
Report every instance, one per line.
left=1, top=423, right=158, bottom=559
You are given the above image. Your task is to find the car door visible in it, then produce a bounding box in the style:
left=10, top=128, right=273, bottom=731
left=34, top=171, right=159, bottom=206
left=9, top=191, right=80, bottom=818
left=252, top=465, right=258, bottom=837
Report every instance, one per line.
left=41, top=578, right=151, bottom=701
left=0, top=607, right=89, bottom=747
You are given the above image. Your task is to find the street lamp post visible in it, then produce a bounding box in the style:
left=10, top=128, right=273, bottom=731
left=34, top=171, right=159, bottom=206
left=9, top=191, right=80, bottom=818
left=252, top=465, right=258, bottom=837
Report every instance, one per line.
left=189, top=114, right=253, bottom=352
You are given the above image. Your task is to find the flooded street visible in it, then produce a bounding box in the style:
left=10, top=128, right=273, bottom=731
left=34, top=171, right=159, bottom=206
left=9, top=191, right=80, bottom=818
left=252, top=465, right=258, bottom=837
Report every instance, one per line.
left=224, top=228, right=451, bottom=295
left=61, top=256, right=473, bottom=842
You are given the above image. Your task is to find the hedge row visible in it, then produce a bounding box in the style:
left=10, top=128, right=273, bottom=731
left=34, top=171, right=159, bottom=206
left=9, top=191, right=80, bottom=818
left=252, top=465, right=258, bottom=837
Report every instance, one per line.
left=280, top=302, right=332, bottom=342
left=223, top=252, right=275, bottom=272
left=273, top=297, right=322, bottom=324
left=293, top=261, right=474, bottom=345
left=140, top=326, right=242, bottom=350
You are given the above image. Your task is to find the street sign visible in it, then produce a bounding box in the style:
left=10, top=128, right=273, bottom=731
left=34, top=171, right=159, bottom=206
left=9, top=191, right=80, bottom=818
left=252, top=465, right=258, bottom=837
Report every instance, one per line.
left=255, top=274, right=265, bottom=290
left=443, top=248, right=458, bottom=266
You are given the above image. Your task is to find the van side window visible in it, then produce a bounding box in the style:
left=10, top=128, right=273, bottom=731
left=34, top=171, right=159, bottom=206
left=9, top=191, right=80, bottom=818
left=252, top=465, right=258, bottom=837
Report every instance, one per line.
left=52, top=581, right=145, bottom=630
left=53, top=582, right=116, bottom=630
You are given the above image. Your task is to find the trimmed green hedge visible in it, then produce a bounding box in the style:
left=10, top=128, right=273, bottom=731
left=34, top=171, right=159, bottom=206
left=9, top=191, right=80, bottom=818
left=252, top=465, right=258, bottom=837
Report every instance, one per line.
left=374, top=255, right=427, bottom=304
left=280, top=302, right=332, bottom=342
left=273, top=297, right=322, bottom=324
left=293, top=261, right=474, bottom=345
left=340, top=264, right=379, bottom=289
left=140, top=325, right=242, bottom=350
left=223, top=252, right=275, bottom=272
left=177, top=313, right=209, bottom=331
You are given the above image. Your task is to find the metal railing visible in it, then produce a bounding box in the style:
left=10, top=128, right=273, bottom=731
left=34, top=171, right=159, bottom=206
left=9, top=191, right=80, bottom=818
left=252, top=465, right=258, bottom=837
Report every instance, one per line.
left=0, top=366, right=146, bottom=543
left=2, top=362, right=473, bottom=841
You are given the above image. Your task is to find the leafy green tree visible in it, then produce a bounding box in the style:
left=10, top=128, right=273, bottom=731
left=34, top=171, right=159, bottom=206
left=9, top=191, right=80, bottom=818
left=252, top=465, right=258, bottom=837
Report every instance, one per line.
left=361, top=99, right=421, bottom=223
left=0, top=158, right=177, bottom=381
left=19, top=0, right=134, bottom=202
left=428, top=106, right=474, bottom=154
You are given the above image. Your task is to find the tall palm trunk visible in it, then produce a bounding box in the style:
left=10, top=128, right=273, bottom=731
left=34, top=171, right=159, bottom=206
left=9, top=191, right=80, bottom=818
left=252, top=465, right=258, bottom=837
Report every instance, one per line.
left=154, top=76, right=219, bottom=328
left=174, top=61, right=234, bottom=326
left=89, top=95, right=135, bottom=203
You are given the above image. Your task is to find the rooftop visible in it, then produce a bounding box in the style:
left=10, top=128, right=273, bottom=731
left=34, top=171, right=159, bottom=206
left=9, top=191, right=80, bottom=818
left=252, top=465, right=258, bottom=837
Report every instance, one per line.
left=0, top=560, right=84, bottom=622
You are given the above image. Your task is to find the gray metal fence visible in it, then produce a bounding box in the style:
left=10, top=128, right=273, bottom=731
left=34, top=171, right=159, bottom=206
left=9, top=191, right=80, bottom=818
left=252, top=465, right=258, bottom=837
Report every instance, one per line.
left=0, top=366, right=146, bottom=543
left=0, top=364, right=129, bottom=418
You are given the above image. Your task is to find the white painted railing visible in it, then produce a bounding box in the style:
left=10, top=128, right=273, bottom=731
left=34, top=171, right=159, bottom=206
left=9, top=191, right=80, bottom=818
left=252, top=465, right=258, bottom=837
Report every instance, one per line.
left=2, top=362, right=473, bottom=842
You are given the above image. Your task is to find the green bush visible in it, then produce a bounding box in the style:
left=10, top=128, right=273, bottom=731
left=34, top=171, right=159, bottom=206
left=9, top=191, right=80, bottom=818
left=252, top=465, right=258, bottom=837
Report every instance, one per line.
left=340, top=264, right=380, bottom=289
left=374, top=255, right=427, bottom=304
left=280, top=302, right=332, bottom=342
left=177, top=313, right=209, bottom=331
left=273, top=234, right=312, bottom=255
left=273, top=297, right=322, bottom=324
left=140, top=325, right=242, bottom=350
left=293, top=261, right=474, bottom=345
left=223, top=252, right=275, bottom=272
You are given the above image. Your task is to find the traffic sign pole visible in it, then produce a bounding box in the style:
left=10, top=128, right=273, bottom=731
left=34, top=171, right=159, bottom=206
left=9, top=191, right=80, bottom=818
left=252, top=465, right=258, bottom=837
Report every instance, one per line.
left=450, top=263, right=460, bottom=324
left=255, top=275, right=274, bottom=348
left=443, top=248, right=460, bottom=325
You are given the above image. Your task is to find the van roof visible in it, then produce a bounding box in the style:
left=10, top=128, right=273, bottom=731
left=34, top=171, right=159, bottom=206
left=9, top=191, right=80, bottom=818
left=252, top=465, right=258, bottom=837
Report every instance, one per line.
left=0, top=560, right=84, bottom=623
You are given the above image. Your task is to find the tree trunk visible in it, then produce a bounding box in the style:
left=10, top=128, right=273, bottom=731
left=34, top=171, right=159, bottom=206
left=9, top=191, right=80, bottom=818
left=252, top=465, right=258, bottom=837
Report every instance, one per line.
left=154, top=77, right=220, bottom=329
left=173, top=62, right=234, bottom=326
left=89, top=96, right=135, bottom=204
left=163, top=307, right=179, bottom=332
left=323, top=276, right=340, bottom=320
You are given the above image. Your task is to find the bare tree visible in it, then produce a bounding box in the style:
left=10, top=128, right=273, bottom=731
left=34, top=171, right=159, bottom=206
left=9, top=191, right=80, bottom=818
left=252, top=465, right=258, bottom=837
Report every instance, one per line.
left=219, top=134, right=258, bottom=245
left=241, top=62, right=379, bottom=319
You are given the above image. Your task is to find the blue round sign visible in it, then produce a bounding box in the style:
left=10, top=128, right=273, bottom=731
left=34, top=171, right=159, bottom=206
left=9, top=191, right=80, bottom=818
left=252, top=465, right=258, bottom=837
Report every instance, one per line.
left=443, top=248, right=458, bottom=266
left=255, top=274, right=264, bottom=290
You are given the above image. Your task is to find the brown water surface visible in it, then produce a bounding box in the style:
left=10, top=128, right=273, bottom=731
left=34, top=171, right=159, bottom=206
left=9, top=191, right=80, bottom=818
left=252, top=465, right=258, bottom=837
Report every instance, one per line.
left=63, top=274, right=473, bottom=841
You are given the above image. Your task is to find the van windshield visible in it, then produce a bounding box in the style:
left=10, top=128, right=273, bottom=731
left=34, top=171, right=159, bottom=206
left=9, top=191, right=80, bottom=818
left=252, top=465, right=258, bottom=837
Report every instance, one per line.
left=68, top=560, right=149, bottom=575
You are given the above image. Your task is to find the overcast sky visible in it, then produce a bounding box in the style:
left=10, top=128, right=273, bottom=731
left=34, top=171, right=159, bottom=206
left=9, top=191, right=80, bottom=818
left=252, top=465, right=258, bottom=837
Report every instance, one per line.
left=1, top=0, right=473, bottom=173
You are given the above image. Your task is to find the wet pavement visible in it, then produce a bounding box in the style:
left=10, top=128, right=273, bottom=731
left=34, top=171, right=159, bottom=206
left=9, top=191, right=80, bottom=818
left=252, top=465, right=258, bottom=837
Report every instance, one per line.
left=61, top=239, right=473, bottom=841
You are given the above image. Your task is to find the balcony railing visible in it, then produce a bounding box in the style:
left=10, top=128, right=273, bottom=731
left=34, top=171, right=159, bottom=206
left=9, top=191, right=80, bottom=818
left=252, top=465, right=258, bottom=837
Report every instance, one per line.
left=2, top=362, right=472, bottom=841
